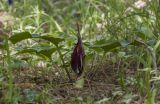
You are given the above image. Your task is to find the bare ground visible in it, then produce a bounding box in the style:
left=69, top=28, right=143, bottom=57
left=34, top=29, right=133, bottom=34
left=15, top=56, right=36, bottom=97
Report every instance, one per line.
left=1, top=63, right=160, bottom=104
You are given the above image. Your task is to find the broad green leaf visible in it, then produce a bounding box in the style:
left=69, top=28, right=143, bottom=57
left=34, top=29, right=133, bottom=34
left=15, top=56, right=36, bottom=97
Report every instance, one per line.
left=94, top=38, right=109, bottom=45
left=101, top=41, right=121, bottom=52
left=87, top=39, right=150, bottom=53
left=84, top=42, right=103, bottom=53
left=88, top=46, right=103, bottom=53
left=38, top=35, right=64, bottom=46
left=16, top=48, right=37, bottom=54
left=16, top=46, right=56, bottom=59
left=87, top=40, right=122, bottom=53
left=16, top=48, right=45, bottom=59
left=90, top=41, right=121, bottom=52
left=9, top=32, right=32, bottom=44
left=9, top=32, right=65, bottom=46
left=37, top=46, right=57, bottom=59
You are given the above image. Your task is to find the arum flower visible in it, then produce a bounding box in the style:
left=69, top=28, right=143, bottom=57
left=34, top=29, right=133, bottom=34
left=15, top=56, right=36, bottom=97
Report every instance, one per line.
left=71, top=22, right=85, bottom=78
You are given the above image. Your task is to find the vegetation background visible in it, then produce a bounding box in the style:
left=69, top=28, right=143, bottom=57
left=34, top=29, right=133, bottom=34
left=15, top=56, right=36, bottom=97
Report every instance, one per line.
left=0, top=0, right=160, bottom=103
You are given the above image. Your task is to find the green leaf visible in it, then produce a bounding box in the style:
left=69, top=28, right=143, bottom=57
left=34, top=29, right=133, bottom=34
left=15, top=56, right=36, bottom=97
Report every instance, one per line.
left=90, top=41, right=121, bottom=53
left=9, top=32, right=65, bottom=46
left=88, top=46, right=103, bottom=53
left=88, top=39, right=150, bottom=53
left=94, top=38, right=109, bottom=45
left=38, top=35, right=64, bottom=46
left=101, top=41, right=121, bottom=52
left=37, top=46, right=57, bottom=59
left=16, top=46, right=57, bottom=60
left=16, top=48, right=37, bottom=54
left=9, top=32, right=32, bottom=44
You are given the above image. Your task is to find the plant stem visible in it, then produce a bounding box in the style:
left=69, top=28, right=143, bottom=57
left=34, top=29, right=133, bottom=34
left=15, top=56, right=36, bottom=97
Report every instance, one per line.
left=5, top=38, right=13, bottom=102
left=56, top=45, right=71, bottom=81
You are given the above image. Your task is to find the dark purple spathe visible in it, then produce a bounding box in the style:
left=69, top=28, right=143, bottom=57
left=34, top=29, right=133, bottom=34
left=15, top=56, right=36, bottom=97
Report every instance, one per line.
left=71, top=23, right=85, bottom=77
